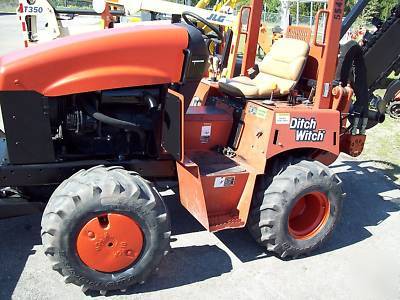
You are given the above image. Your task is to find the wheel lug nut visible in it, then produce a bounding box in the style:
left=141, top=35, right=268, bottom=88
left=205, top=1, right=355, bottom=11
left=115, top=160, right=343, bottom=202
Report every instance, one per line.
left=87, top=231, right=95, bottom=239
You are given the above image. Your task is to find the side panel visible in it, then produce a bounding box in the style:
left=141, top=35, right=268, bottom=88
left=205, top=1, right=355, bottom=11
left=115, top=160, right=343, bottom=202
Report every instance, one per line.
left=184, top=106, right=233, bottom=151
left=161, top=90, right=184, bottom=161
left=235, top=102, right=340, bottom=173
left=176, top=160, right=210, bottom=230
left=267, top=108, right=340, bottom=158
left=0, top=198, right=45, bottom=219
left=0, top=159, right=176, bottom=187
left=0, top=25, right=188, bottom=96
left=0, top=91, right=55, bottom=164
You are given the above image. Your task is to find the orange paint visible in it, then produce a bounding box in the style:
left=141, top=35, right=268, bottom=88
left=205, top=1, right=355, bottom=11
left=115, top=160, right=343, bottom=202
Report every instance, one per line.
left=184, top=106, right=233, bottom=151
left=76, top=213, right=143, bottom=273
left=395, top=90, right=400, bottom=100
left=0, top=25, right=188, bottom=96
left=178, top=0, right=348, bottom=232
left=176, top=151, right=254, bottom=232
left=288, top=191, right=330, bottom=240
left=235, top=101, right=340, bottom=174
left=312, top=1, right=346, bottom=109
left=340, top=134, right=366, bottom=157
left=241, top=0, right=263, bottom=76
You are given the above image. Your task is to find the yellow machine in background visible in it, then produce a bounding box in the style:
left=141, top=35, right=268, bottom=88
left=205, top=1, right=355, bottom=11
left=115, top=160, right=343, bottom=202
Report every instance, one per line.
left=196, top=0, right=238, bottom=11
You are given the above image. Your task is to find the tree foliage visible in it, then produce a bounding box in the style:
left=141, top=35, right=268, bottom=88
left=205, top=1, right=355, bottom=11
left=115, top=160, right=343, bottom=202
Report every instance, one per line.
left=191, top=0, right=398, bottom=21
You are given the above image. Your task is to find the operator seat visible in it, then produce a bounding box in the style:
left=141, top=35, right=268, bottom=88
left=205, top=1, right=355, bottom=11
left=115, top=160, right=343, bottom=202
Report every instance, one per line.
left=219, top=38, right=310, bottom=99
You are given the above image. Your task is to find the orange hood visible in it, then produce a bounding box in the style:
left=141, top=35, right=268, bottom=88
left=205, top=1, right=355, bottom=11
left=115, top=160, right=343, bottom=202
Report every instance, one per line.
left=0, top=24, right=188, bottom=96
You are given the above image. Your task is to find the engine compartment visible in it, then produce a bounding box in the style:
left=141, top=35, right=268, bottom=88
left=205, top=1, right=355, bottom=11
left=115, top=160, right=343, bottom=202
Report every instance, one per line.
left=50, top=85, right=167, bottom=161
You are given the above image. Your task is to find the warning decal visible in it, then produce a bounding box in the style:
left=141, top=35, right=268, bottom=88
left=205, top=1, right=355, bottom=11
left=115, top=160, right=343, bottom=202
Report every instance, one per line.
left=256, top=108, right=267, bottom=119
left=214, top=176, right=236, bottom=188
left=200, top=123, right=212, bottom=144
left=275, top=113, right=290, bottom=124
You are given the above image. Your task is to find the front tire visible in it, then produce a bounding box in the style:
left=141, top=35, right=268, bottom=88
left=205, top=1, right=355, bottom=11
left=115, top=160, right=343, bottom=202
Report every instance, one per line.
left=41, top=166, right=171, bottom=294
left=248, top=160, right=344, bottom=258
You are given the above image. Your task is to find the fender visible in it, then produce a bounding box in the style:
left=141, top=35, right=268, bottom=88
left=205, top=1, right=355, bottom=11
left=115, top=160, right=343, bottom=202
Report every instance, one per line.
left=234, top=102, right=340, bottom=174
left=0, top=24, right=188, bottom=96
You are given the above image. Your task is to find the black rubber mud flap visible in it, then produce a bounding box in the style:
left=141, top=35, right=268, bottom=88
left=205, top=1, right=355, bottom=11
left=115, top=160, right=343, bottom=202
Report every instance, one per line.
left=161, top=90, right=183, bottom=161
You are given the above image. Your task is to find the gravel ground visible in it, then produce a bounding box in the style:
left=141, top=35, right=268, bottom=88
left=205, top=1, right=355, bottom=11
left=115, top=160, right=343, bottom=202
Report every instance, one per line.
left=0, top=14, right=399, bottom=300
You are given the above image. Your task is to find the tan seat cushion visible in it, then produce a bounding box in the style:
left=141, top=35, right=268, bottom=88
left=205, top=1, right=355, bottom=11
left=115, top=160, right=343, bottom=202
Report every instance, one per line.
left=224, top=74, right=280, bottom=98
left=259, top=38, right=309, bottom=82
left=219, top=38, right=310, bottom=99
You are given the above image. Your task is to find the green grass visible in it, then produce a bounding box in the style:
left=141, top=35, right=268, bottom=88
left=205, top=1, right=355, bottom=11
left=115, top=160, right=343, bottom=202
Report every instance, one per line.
left=358, top=71, right=400, bottom=184
left=360, top=117, right=400, bottom=184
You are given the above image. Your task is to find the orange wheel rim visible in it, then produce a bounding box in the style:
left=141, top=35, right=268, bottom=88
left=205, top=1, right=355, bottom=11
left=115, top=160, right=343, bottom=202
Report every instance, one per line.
left=76, top=213, right=143, bottom=272
left=288, top=191, right=330, bottom=240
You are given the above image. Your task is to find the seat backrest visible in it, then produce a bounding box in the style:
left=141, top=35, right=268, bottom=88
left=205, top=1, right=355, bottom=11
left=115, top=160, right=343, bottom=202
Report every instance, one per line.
left=259, top=38, right=310, bottom=82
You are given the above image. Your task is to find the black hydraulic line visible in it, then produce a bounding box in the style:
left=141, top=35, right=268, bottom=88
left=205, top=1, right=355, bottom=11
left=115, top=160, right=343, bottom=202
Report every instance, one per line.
left=367, top=110, right=385, bottom=123
left=143, top=93, right=158, bottom=110
left=341, top=0, right=370, bottom=38
left=220, top=29, right=233, bottom=69
left=80, top=97, right=147, bottom=145
left=338, top=42, right=368, bottom=116
left=82, top=100, right=141, bottom=130
left=336, top=41, right=385, bottom=133
left=338, top=2, right=400, bottom=131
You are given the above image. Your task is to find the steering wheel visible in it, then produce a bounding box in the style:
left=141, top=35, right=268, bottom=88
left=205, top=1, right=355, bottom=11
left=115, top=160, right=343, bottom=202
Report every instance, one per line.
left=181, top=11, right=223, bottom=47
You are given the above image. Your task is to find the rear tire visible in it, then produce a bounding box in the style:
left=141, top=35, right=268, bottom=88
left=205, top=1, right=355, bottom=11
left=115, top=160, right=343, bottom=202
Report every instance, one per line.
left=41, top=165, right=171, bottom=294
left=388, top=101, right=400, bottom=119
left=248, top=160, right=344, bottom=258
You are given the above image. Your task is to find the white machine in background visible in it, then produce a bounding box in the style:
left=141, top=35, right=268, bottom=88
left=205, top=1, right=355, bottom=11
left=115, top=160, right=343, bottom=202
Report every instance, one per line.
left=16, top=0, right=109, bottom=47
left=17, top=0, right=236, bottom=47
left=16, top=0, right=62, bottom=46
left=92, top=0, right=236, bottom=26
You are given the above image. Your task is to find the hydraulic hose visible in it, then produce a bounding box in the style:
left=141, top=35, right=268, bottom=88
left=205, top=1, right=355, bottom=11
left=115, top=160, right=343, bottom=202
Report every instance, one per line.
left=80, top=96, right=146, bottom=142
left=367, top=110, right=385, bottom=123
left=338, top=41, right=369, bottom=116
left=337, top=41, right=376, bottom=134
left=143, top=93, right=158, bottom=110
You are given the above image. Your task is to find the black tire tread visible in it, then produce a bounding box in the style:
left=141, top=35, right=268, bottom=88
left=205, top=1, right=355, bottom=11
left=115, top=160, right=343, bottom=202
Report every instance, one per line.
left=41, top=165, right=170, bottom=293
left=248, top=159, right=344, bottom=258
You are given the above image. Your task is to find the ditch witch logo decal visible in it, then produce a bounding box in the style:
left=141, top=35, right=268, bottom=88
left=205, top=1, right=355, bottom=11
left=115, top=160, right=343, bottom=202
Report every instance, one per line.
left=290, top=117, right=326, bottom=142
